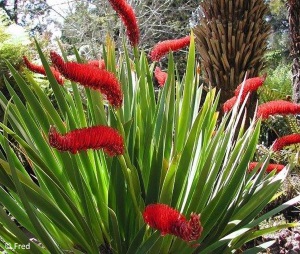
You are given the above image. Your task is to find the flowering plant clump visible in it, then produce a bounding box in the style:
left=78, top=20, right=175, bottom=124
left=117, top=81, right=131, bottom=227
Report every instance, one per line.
left=223, top=75, right=266, bottom=113
left=271, top=133, right=300, bottom=151
left=23, top=55, right=64, bottom=85
left=154, top=66, right=168, bottom=87
left=257, top=100, right=300, bottom=119
left=143, top=204, right=203, bottom=242
left=150, top=35, right=190, bottom=61
left=87, top=59, right=106, bottom=69
left=223, top=96, right=237, bottom=113
left=49, top=125, right=124, bottom=155
left=234, top=75, right=266, bottom=100
left=248, top=162, right=285, bottom=174
left=108, top=0, right=139, bottom=46
left=0, top=1, right=299, bottom=254
left=50, top=51, right=123, bottom=107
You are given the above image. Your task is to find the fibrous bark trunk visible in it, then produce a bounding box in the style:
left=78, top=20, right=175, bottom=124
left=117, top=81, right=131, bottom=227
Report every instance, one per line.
left=287, top=0, right=300, bottom=103
left=193, top=0, right=270, bottom=117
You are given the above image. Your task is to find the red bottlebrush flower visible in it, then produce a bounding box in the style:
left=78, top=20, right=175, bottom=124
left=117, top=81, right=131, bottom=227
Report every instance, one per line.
left=271, top=133, right=300, bottom=151
left=48, top=125, right=124, bottom=156
left=108, top=0, right=139, bottom=46
left=23, top=56, right=64, bottom=85
left=234, top=75, right=266, bottom=100
left=87, top=59, right=106, bottom=69
left=150, top=36, right=191, bottom=62
left=248, top=162, right=285, bottom=173
left=223, top=96, right=237, bottom=113
left=154, top=67, right=168, bottom=87
left=50, top=51, right=123, bottom=107
left=143, top=204, right=203, bottom=242
left=257, top=100, right=300, bottom=120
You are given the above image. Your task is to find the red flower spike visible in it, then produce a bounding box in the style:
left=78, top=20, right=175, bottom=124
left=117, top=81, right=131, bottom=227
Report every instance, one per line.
left=150, top=36, right=191, bottom=62
left=23, top=56, right=64, bottom=85
left=108, top=0, right=139, bottom=46
left=223, top=96, right=237, bottom=113
left=257, top=100, right=300, bottom=120
left=143, top=204, right=203, bottom=242
left=50, top=51, right=123, bottom=107
left=48, top=125, right=124, bottom=156
left=271, top=133, right=300, bottom=151
left=248, top=162, right=285, bottom=173
left=234, top=75, right=266, bottom=100
left=154, top=67, right=168, bottom=87
left=87, top=59, right=106, bottom=69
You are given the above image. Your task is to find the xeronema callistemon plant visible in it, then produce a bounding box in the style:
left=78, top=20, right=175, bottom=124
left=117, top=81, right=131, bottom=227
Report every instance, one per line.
left=0, top=0, right=299, bottom=253
left=23, top=56, right=64, bottom=85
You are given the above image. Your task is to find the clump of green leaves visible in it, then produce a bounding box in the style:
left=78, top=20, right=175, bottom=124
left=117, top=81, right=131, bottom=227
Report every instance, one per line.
left=0, top=35, right=299, bottom=254
left=259, top=63, right=292, bottom=104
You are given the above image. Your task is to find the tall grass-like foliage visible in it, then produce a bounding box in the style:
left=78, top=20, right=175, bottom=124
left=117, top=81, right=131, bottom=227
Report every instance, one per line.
left=0, top=32, right=299, bottom=254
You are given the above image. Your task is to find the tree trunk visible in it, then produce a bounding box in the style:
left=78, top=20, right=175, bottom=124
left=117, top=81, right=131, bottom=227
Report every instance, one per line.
left=13, top=0, right=18, bottom=23
left=287, top=0, right=300, bottom=103
left=292, top=58, right=300, bottom=103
